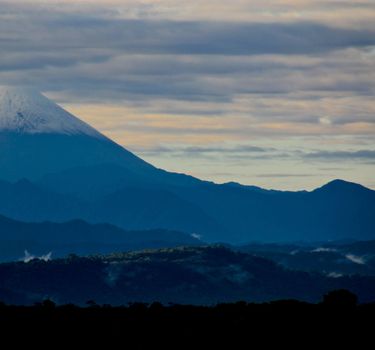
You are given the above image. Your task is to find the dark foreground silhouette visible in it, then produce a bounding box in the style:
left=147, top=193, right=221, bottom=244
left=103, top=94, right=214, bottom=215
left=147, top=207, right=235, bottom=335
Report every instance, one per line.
left=0, top=290, right=373, bottom=347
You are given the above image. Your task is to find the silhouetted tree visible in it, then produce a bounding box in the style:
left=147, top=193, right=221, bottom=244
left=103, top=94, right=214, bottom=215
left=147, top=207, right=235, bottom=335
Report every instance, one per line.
left=42, top=299, right=56, bottom=309
left=322, top=289, right=358, bottom=307
left=86, top=300, right=99, bottom=308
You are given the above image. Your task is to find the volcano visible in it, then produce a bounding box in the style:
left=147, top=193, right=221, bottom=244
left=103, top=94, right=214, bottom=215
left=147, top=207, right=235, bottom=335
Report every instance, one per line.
left=0, top=86, right=159, bottom=182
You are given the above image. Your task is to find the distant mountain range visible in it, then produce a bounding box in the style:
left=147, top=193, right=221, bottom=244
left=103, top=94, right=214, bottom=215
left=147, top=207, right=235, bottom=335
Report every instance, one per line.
left=2, top=246, right=375, bottom=305
left=237, top=240, right=375, bottom=277
left=0, top=87, right=374, bottom=244
left=0, top=214, right=201, bottom=262
left=0, top=176, right=374, bottom=244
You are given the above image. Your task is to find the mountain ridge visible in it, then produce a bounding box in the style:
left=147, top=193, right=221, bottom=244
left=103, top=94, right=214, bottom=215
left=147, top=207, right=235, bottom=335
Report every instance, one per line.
left=313, top=179, right=372, bottom=194
left=0, top=87, right=373, bottom=244
left=0, top=212, right=202, bottom=262
left=0, top=176, right=373, bottom=243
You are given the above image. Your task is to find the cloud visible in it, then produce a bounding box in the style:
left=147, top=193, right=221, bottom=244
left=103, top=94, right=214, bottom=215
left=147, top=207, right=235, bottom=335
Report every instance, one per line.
left=0, top=2, right=374, bottom=123
left=2, top=1, right=375, bottom=27
left=22, top=250, right=52, bottom=263
left=1, top=11, right=374, bottom=56
left=179, top=145, right=272, bottom=154
left=191, top=233, right=202, bottom=240
left=132, top=144, right=275, bottom=157
left=105, top=261, right=122, bottom=287
left=304, top=150, right=375, bottom=160
left=327, top=272, right=343, bottom=278
left=255, top=173, right=319, bottom=178
left=312, top=247, right=337, bottom=252
left=345, top=254, right=366, bottom=265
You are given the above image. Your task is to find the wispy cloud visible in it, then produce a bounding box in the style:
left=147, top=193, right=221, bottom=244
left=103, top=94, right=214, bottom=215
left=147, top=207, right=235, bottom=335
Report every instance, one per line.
left=138, top=145, right=273, bottom=154
left=255, top=173, right=319, bottom=178
left=304, top=150, right=375, bottom=160
left=22, top=250, right=52, bottom=263
left=345, top=254, right=366, bottom=265
left=2, top=1, right=374, bottom=26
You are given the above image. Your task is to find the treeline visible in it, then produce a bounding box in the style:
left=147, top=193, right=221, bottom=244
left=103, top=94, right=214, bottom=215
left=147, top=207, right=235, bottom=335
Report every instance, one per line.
left=0, top=290, right=373, bottom=347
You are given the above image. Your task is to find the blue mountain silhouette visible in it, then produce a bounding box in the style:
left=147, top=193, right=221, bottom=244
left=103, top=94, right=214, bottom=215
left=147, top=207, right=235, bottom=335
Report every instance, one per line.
left=0, top=87, right=374, bottom=243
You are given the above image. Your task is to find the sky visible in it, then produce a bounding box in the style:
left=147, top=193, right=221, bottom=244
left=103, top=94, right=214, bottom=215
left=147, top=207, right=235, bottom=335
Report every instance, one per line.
left=0, top=0, right=374, bottom=190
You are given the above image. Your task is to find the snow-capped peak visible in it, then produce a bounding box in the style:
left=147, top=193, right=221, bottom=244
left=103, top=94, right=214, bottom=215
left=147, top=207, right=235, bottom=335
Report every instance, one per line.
left=0, top=86, right=104, bottom=138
